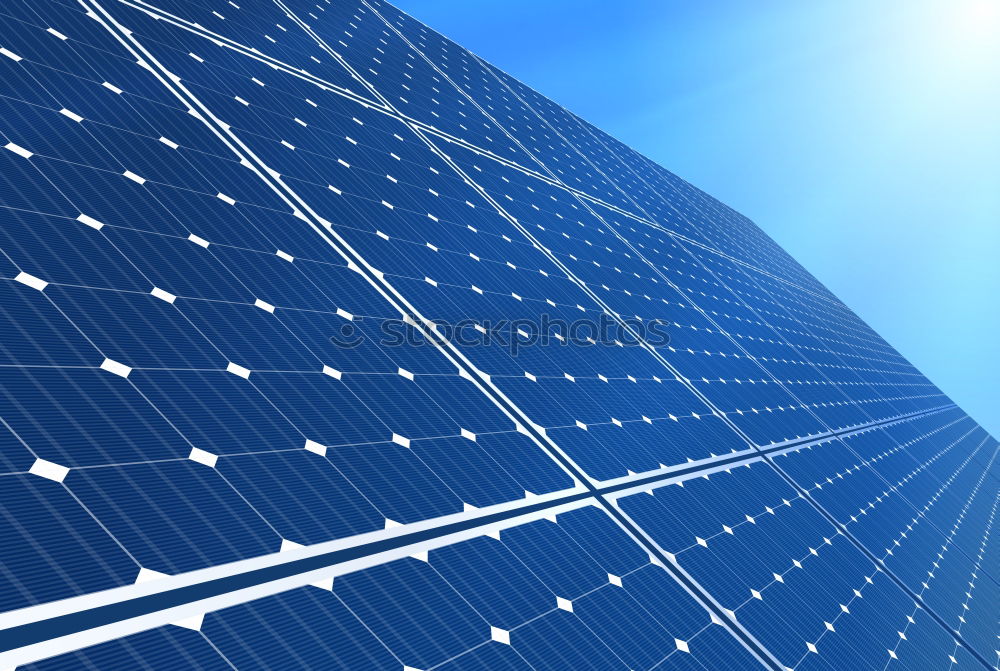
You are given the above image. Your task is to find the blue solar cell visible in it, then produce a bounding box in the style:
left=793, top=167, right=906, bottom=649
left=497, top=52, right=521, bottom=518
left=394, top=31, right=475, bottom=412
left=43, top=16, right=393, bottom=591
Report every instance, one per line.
left=67, top=460, right=282, bottom=574
left=516, top=609, right=631, bottom=671
left=203, top=587, right=401, bottom=670
left=47, top=285, right=226, bottom=370
left=336, top=559, right=492, bottom=669
left=325, top=441, right=465, bottom=522
left=499, top=517, right=612, bottom=600
left=2, top=210, right=151, bottom=293
left=432, top=536, right=555, bottom=630
left=0, top=367, right=194, bottom=467
left=216, top=450, right=387, bottom=544
left=0, top=474, right=137, bottom=612
left=0, top=282, right=96, bottom=368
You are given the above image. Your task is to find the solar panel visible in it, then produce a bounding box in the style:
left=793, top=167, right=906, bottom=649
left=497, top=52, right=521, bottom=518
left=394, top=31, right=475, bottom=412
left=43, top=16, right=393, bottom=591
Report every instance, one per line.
left=0, top=0, right=996, bottom=669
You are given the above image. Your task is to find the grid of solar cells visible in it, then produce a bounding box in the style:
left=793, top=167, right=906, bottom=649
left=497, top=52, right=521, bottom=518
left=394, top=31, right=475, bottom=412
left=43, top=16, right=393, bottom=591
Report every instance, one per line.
left=0, top=0, right=997, bottom=670
left=20, top=507, right=766, bottom=671
left=328, top=8, right=947, bottom=436
left=104, top=0, right=760, bottom=482
left=0, top=0, right=578, bottom=612
left=465, top=57, right=830, bottom=298
left=616, top=419, right=998, bottom=670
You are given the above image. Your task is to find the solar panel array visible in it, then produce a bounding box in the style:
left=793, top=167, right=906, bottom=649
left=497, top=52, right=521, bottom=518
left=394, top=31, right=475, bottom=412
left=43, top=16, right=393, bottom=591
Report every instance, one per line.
left=0, top=0, right=996, bottom=669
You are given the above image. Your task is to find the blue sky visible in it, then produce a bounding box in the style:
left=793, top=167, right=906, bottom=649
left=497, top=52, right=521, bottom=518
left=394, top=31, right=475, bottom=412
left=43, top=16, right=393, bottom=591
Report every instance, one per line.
left=394, top=0, right=1000, bottom=438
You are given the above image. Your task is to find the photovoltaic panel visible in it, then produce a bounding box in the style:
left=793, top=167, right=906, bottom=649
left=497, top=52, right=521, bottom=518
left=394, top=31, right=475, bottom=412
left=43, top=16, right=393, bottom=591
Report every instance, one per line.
left=0, top=0, right=579, bottom=609
left=617, top=413, right=997, bottom=670
left=101, top=0, right=765, bottom=483
left=19, top=508, right=766, bottom=671
left=0, top=0, right=996, bottom=669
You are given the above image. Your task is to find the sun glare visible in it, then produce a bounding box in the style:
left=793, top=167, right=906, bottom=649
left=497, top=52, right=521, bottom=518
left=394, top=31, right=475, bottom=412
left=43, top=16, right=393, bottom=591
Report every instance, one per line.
left=953, top=0, right=1000, bottom=40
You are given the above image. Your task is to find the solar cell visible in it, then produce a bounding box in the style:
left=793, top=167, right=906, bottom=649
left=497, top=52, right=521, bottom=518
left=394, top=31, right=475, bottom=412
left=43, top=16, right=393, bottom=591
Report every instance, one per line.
left=0, top=0, right=995, bottom=669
